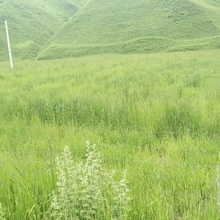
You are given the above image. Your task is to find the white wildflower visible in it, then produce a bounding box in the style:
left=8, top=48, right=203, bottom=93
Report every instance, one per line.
left=50, top=142, right=131, bottom=219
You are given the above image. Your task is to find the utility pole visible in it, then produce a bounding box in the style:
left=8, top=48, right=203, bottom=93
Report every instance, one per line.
left=5, top=20, right=13, bottom=69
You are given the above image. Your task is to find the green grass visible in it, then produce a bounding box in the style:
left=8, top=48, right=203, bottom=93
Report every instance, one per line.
left=39, top=0, right=220, bottom=59
left=2, top=0, right=220, bottom=60
left=0, top=0, right=87, bottom=61
left=0, top=50, right=219, bottom=219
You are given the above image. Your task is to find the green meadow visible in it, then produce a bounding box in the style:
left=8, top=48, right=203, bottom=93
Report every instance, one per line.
left=0, top=50, right=219, bottom=219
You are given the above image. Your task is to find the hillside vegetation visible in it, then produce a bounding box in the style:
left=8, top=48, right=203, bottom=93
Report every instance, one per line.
left=1, top=0, right=220, bottom=60
left=39, top=0, right=220, bottom=59
left=0, top=0, right=87, bottom=60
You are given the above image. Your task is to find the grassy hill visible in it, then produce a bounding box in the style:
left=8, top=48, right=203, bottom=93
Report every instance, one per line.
left=0, top=0, right=87, bottom=61
left=1, top=0, right=220, bottom=60
left=38, top=0, right=220, bottom=59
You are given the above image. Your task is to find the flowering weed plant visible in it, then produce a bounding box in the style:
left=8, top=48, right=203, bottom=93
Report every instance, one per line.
left=50, top=141, right=131, bottom=220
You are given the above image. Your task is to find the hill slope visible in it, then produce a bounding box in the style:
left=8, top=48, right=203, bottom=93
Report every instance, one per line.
left=0, top=0, right=87, bottom=60
left=1, top=0, right=220, bottom=60
left=38, top=0, right=220, bottom=59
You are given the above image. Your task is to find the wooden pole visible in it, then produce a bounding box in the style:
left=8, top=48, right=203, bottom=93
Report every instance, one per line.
left=5, top=20, right=13, bottom=69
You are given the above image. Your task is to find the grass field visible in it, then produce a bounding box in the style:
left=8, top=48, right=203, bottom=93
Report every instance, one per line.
left=0, top=50, right=220, bottom=219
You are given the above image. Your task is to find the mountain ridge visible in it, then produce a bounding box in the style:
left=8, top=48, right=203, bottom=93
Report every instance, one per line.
left=38, top=0, right=220, bottom=59
left=36, top=0, right=92, bottom=59
left=0, top=0, right=87, bottom=60
left=1, top=0, right=220, bottom=60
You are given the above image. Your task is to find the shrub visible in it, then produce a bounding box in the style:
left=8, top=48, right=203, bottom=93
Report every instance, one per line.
left=50, top=141, right=131, bottom=220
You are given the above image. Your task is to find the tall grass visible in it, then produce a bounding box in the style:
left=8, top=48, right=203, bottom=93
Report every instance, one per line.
left=0, top=203, right=5, bottom=220
left=0, top=51, right=219, bottom=219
